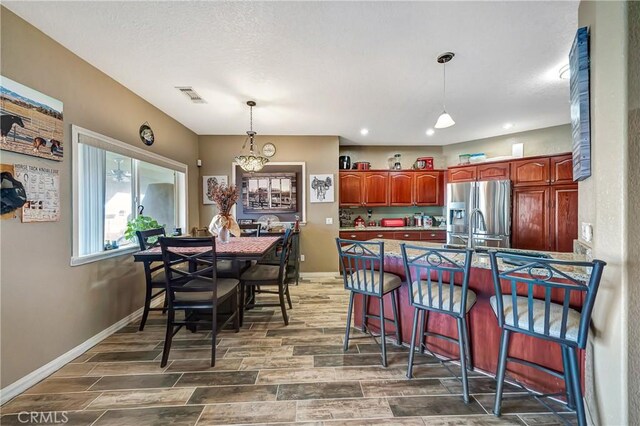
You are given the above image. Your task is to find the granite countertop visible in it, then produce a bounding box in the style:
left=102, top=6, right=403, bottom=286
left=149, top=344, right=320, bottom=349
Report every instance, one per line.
left=340, top=226, right=446, bottom=232
left=373, top=239, right=591, bottom=282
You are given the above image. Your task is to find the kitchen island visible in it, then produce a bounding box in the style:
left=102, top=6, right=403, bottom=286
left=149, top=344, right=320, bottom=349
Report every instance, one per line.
left=352, top=239, right=589, bottom=395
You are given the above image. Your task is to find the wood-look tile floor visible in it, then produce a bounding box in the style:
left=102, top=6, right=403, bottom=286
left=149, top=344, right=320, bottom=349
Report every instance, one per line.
left=1, top=278, right=575, bottom=426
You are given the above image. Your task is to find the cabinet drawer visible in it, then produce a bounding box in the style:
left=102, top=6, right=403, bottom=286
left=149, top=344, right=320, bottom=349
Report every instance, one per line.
left=368, top=231, right=397, bottom=240
left=393, top=231, right=422, bottom=241
left=420, top=230, right=447, bottom=241
left=339, top=231, right=369, bottom=241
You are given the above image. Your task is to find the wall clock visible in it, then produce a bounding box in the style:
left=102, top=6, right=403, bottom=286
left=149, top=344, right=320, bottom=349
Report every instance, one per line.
left=139, top=122, right=155, bottom=146
left=262, top=142, right=276, bottom=157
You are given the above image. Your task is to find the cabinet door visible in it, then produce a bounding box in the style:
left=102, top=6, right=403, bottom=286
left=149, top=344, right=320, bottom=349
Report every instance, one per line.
left=339, top=172, right=363, bottom=206
left=512, top=186, right=551, bottom=251
left=511, top=158, right=551, bottom=186
left=367, top=231, right=396, bottom=240
left=551, top=154, right=574, bottom=185
left=551, top=185, right=578, bottom=252
left=389, top=172, right=414, bottom=206
left=339, top=231, right=369, bottom=241
left=448, top=167, right=477, bottom=183
left=415, top=171, right=444, bottom=206
left=477, top=162, right=510, bottom=181
left=363, top=172, right=389, bottom=206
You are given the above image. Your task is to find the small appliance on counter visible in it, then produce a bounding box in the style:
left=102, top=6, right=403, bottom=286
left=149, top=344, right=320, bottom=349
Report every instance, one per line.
left=380, top=218, right=405, bottom=227
left=366, top=209, right=376, bottom=226
left=353, top=215, right=366, bottom=228
left=353, top=162, right=371, bottom=170
left=414, top=157, right=434, bottom=170
left=392, top=154, right=402, bottom=170
left=339, top=155, right=351, bottom=170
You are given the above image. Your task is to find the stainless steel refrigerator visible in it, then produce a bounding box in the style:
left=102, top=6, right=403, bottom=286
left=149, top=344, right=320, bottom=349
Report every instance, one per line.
left=446, top=180, right=511, bottom=248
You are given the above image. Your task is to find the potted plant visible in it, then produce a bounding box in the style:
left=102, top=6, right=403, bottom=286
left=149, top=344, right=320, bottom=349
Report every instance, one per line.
left=124, top=214, right=163, bottom=244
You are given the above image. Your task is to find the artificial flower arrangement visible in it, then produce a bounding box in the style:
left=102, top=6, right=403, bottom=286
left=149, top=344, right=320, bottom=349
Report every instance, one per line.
left=207, top=183, right=241, bottom=242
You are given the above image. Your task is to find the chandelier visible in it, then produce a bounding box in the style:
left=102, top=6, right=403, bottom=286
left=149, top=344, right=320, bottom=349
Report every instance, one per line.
left=235, top=101, right=269, bottom=172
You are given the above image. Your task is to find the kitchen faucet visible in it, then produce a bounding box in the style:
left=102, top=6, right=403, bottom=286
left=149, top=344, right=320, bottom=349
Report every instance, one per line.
left=467, top=208, right=486, bottom=249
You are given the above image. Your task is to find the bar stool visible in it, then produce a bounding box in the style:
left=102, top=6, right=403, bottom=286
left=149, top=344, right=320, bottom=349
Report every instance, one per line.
left=401, top=244, right=476, bottom=403
left=488, top=251, right=606, bottom=426
left=336, top=239, right=401, bottom=367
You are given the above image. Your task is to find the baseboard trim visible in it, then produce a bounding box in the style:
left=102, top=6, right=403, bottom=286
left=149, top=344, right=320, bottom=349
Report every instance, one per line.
left=0, top=298, right=163, bottom=405
left=299, top=272, right=340, bottom=279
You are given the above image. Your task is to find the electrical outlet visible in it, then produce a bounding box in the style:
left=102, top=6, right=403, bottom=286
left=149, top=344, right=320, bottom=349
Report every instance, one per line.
left=300, top=254, right=305, bottom=262
left=581, top=222, right=593, bottom=243
left=325, top=218, right=333, bottom=225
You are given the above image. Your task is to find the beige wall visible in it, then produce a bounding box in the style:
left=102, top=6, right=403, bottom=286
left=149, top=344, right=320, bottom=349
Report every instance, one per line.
left=442, top=124, right=572, bottom=166
left=577, top=1, right=629, bottom=424
left=339, top=125, right=573, bottom=170
left=627, top=1, right=639, bottom=424
left=198, top=135, right=339, bottom=273
left=0, top=9, right=199, bottom=388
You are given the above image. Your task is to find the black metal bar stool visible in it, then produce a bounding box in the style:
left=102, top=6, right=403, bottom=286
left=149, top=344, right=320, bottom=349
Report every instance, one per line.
left=401, top=244, right=476, bottom=403
left=488, top=251, right=606, bottom=426
left=336, top=238, right=401, bottom=367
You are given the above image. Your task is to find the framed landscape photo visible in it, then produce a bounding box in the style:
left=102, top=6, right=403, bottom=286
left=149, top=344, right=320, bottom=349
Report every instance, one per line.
left=202, top=175, right=228, bottom=204
left=241, top=172, right=297, bottom=213
left=310, top=174, right=334, bottom=203
left=569, top=27, right=591, bottom=181
left=1, top=76, right=64, bottom=161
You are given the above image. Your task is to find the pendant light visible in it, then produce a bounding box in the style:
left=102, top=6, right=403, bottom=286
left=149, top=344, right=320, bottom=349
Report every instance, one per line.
left=235, top=101, right=269, bottom=172
left=434, top=52, right=456, bottom=129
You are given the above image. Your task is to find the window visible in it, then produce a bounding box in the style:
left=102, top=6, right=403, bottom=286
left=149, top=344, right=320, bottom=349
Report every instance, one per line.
left=71, top=126, right=187, bottom=266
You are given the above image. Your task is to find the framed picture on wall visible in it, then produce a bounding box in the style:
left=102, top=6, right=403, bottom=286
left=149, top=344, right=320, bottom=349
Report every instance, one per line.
left=310, top=174, right=334, bottom=203
left=241, top=172, right=297, bottom=213
left=569, top=26, right=591, bottom=181
left=202, top=175, right=228, bottom=204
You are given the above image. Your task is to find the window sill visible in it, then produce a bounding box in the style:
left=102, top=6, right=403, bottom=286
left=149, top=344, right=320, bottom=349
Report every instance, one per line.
left=70, top=245, right=139, bottom=267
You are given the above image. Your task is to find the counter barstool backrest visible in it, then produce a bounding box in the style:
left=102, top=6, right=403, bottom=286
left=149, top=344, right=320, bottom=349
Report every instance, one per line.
left=336, top=239, right=385, bottom=297
left=488, top=251, right=606, bottom=349
left=401, top=245, right=474, bottom=318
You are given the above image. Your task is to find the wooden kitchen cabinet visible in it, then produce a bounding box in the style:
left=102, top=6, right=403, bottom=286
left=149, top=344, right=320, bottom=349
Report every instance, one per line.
left=389, top=172, right=414, bottom=206
left=550, top=154, right=574, bottom=185
left=551, top=185, right=579, bottom=252
left=477, top=162, right=510, bottom=181
left=421, top=230, right=446, bottom=241
left=511, top=158, right=551, bottom=186
left=338, top=231, right=370, bottom=241
left=393, top=231, right=422, bottom=241
left=448, top=167, right=477, bottom=183
left=339, top=172, right=363, bottom=206
left=415, top=172, right=444, bottom=206
left=362, top=172, right=389, bottom=206
left=512, top=186, right=551, bottom=251
left=369, top=231, right=398, bottom=240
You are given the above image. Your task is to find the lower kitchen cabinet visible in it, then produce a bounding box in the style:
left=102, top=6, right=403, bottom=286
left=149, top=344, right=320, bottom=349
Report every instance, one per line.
left=338, top=230, right=446, bottom=243
left=338, top=231, right=370, bottom=241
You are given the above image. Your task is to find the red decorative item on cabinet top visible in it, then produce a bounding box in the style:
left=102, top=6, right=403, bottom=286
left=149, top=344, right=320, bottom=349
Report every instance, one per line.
left=416, top=157, right=434, bottom=170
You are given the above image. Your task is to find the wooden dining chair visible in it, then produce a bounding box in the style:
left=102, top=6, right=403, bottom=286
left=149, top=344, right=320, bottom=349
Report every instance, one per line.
left=401, top=244, right=476, bottom=403
left=239, top=229, right=294, bottom=326
left=239, top=222, right=262, bottom=237
left=136, top=228, right=168, bottom=331
left=488, top=251, right=606, bottom=426
left=159, top=236, right=240, bottom=367
left=336, top=238, right=402, bottom=367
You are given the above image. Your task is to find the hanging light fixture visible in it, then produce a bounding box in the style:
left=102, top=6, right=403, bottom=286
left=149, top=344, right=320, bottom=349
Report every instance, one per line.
left=434, top=52, right=456, bottom=129
left=235, top=101, right=269, bottom=172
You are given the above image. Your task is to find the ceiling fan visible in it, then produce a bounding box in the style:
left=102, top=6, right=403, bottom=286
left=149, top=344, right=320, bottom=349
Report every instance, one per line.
left=107, top=158, right=132, bottom=182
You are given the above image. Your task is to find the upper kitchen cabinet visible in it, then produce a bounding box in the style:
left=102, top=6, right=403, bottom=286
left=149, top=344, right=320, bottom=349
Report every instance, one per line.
left=362, top=172, right=389, bottom=206
left=414, top=171, right=444, bottom=206
left=476, top=162, right=510, bottom=181
left=339, top=172, right=363, bottom=206
left=389, top=171, right=414, bottom=206
left=511, top=157, right=551, bottom=186
left=447, top=166, right=477, bottom=183
left=550, top=154, right=574, bottom=184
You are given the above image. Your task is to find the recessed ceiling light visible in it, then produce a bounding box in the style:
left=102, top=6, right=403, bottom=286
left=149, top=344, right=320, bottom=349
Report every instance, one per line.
left=426, top=129, right=435, bottom=136
left=360, top=128, right=369, bottom=136
left=503, top=123, right=514, bottom=130
left=559, top=64, right=570, bottom=80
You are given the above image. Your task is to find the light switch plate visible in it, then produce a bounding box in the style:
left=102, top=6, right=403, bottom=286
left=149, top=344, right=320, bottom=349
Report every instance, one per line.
left=325, top=218, right=333, bottom=225
left=581, top=222, right=593, bottom=243
left=300, top=254, right=305, bottom=262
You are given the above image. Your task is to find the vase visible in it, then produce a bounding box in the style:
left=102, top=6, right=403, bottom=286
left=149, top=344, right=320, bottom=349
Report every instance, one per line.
left=218, top=227, right=231, bottom=243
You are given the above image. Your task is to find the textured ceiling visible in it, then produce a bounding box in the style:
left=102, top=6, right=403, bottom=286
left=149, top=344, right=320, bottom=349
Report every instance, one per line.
left=5, top=1, right=577, bottom=146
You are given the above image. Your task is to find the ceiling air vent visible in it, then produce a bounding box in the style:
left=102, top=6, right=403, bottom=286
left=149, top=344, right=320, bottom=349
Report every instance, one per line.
left=175, top=86, right=206, bottom=104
